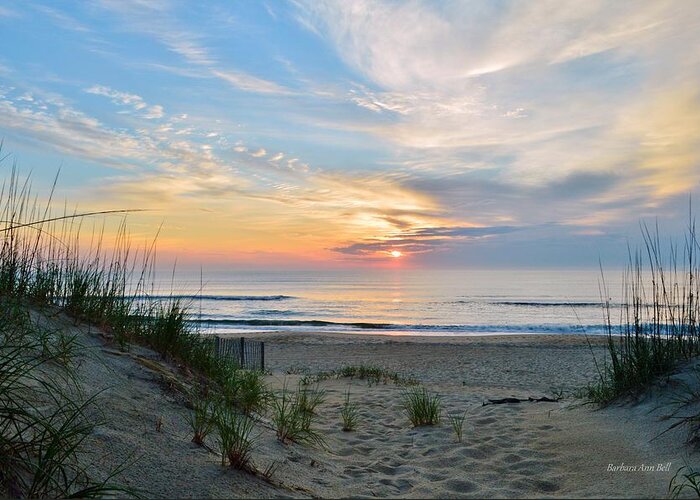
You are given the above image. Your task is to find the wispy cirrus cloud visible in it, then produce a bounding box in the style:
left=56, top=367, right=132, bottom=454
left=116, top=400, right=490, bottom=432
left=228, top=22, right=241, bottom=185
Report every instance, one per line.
left=293, top=0, right=698, bottom=87
left=85, top=85, right=164, bottom=119
left=95, top=0, right=294, bottom=96
left=0, top=85, right=245, bottom=200
left=211, top=69, right=293, bottom=96
left=0, top=94, right=154, bottom=168
left=291, top=0, right=700, bottom=209
left=32, top=4, right=91, bottom=32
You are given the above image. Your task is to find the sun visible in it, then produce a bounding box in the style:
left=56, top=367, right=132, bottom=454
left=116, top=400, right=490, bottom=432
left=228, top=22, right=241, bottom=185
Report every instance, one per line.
left=390, top=250, right=403, bottom=258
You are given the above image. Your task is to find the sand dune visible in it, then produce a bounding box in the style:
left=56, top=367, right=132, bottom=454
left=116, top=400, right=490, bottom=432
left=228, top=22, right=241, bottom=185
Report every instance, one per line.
left=44, top=317, right=700, bottom=498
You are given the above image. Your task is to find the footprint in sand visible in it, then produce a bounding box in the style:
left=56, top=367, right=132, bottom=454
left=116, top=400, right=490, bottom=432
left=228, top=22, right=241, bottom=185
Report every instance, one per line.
left=443, top=478, right=479, bottom=494
left=377, top=477, right=412, bottom=493
left=503, top=453, right=523, bottom=464
left=368, top=463, right=396, bottom=475
left=335, top=447, right=355, bottom=457
left=475, top=443, right=498, bottom=456
left=512, top=478, right=561, bottom=493
left=424, top=471, right=449, bottom=482
left=424, top=456, right=461, bottom=468
left=458, top=447, right=487, bottom=459
left=343, top=466, right=370, bottom=478
left=474, top=417, right=497, bottom=425
left=507, top=459, right=544, bottom=473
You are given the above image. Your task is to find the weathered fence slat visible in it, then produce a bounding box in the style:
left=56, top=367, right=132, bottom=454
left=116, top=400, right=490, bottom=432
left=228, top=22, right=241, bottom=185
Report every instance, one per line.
left=213, top=336, right=264, bottom=371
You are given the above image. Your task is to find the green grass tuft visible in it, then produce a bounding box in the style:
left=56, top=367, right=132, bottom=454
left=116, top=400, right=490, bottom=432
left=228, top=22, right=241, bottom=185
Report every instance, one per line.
left=223, top=370, right=271, bottom=416
left=271, top=382, right=325, bottom=447
left=213, top=403, right=257, bottom=470
left=291, top=364, right=419, bottom=387
left=447, top=410, right=467, bottom=442
left=402, top=386, right=441, bottom=427
left=669, top=464, right=700, bottom=498
left=186, top=388, right=217, bottom=447
left=340, top=389, right=359, bottom=432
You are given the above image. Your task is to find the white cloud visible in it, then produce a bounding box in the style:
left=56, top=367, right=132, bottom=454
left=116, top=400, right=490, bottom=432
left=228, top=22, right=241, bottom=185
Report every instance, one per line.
left=96, top=1, right=293, bottom=96
left=87, top=85, right=145, bottom=108
left=33, top=5, right=91, bottom=32
left=144, top=105, right=164, bottom=119
left=211, top=70, right=293, bottom=96
left=348, top=85, right=486, bottom=117
left=269, top=152, right=284, bottom=161
left=250, top=148, right=267, bottom=158
left=0, top=88, right=248, bottom=202
left=86, top=85, right=164, bottom=119
left=294, top=0, right=699, bottom=88
left=291, top=0, right=700, bottom=196
left=0, top=97, right=154, bottom=167
left=165, top=39, right=217, bottom=66
left=503, top=108, right=527, bottom=119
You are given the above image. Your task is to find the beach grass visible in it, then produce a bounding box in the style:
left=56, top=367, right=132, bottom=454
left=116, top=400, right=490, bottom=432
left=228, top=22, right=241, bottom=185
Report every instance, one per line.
left=292, top=364, right=419, bottom=387
left=0, top=163, right=271, bottom=492
left=213, top=404, right=257, bottom=470
left=336, top=364, right=419, bottom=386
left=0, top=299, right=131, bottom=497
left=271, top=381, right=325, bottom=447
left=186, top=387, right=217, bottom=447
left=225, top=370, right=271, bottom=416
left=297, top=383, right=326, bottom=416
left=587, top=219, right=700, bottom=404
left=402, top=386, right=441, bottom=426
left=340, top=388, right=359, bottom=432
left=669, top=464, right=700, bottom=498
left=0, top=166, right=143, bottom=496
left=447, top=410, right=467, bottom=442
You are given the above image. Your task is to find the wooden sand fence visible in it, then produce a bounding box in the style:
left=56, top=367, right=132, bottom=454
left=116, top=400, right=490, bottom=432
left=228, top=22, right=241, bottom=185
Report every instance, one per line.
left=214, top=336, right=265, bottom=371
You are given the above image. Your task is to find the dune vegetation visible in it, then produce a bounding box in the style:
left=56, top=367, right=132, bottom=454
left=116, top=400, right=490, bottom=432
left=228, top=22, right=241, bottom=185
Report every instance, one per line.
left=587, top=220, right=700, bottom=404
left=0, top=163, right=275, bottom=495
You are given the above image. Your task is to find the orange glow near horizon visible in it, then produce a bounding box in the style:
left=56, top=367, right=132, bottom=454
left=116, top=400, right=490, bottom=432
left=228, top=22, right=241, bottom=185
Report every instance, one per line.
left=68, top=167, right=456, bottom=269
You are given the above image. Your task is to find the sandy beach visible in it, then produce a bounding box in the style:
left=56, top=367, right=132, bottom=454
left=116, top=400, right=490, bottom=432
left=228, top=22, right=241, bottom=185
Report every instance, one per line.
left=259, top=332, right=696, bottom=498
left=4, top=1, right=700, bottom=497
left=56, top=320, right=699, bottom=498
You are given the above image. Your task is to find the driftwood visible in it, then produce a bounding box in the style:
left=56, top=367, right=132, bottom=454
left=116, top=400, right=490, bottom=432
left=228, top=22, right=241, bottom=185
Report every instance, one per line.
left=482, top=396, right=559, bottom=406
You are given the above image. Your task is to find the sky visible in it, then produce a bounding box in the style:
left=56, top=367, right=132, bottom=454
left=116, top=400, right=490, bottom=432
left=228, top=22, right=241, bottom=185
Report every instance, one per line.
left=1, top=0, right=699, bottom=270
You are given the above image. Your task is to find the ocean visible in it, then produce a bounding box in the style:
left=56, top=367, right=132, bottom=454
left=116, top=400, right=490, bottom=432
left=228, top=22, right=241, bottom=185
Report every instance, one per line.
left=146, top=268, right=625, bottom=337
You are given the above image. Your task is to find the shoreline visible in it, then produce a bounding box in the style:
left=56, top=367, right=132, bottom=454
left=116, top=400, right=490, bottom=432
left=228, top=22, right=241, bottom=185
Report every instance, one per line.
left=217, top=330, right=612, bottom=343
left=201, top=325, right=611, bottom=337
